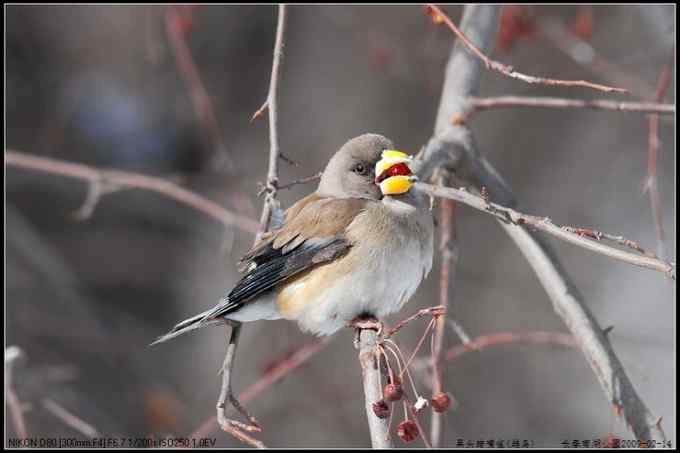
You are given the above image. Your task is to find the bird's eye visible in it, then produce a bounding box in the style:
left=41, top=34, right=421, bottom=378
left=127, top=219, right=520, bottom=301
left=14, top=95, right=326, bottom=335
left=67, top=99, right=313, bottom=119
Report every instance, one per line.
left=353, top=163, right=367, bottom=175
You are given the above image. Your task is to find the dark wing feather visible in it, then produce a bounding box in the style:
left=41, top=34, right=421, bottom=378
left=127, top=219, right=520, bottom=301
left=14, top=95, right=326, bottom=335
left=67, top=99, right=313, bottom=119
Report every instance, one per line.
left=199, top=196, right=368, bottom=322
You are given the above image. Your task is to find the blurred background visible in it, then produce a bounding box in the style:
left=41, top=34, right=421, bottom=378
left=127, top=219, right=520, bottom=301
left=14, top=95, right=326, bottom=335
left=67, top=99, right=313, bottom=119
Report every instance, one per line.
left=5, top=5, right=675, bottom=448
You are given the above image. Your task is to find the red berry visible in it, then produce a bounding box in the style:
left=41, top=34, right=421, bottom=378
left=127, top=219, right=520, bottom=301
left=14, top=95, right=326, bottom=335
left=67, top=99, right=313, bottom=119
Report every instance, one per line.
left=372, top=400, right=390, bottom=419
left=396, top=420, right=419, bottom=443
left=383, top=383, right=403, bottom=402
left=431, top=392, right=452, bottom=413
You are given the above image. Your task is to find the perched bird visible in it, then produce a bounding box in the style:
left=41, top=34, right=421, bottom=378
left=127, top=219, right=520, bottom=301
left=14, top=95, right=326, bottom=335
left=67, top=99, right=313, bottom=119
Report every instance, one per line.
left=153, top=133, right=434, bottom=342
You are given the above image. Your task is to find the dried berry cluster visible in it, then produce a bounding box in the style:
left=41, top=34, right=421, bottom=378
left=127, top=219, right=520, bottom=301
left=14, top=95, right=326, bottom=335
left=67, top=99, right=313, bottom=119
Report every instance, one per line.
left=371, top=374, right=455, bottom=443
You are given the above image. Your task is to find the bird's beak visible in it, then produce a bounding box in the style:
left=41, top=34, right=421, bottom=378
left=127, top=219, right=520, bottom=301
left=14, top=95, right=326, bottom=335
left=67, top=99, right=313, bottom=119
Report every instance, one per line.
left=375, top=150, right=418, bottom=195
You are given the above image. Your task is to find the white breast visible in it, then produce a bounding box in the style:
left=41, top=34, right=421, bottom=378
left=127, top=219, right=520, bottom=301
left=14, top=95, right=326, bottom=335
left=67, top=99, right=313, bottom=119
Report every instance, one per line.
left=293, top=194, right=434, bottom=336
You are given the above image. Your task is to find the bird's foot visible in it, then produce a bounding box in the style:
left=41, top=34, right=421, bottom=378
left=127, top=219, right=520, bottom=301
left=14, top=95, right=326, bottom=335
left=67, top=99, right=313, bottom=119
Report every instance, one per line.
left=349, top=316, right=384, bottom=349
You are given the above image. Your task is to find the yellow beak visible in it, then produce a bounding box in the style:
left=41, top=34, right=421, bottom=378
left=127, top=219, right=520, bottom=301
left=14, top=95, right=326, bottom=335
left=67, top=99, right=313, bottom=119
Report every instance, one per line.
left=375, top=150, right=418, bottom=196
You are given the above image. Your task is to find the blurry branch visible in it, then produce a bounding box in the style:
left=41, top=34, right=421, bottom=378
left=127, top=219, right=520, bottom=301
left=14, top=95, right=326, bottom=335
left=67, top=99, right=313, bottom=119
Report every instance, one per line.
left=5, top=346, right=28, bottom=439
left=4, top=150, right=259, bottom=234
left=416, top=182, right=675, bottom=278
left=412, top=330, right=577, bottom=373
left=191, top=338, right=331, bottom=439
left=444, top=330, right=577, bottom=362
left=426, top=5, right=627, bottom=93
left=215, top=5, right=287, bottom=448
left=430, top=172, right=459, bottom=447
left=464, top=96, right=674, bottom=120
left=42, top=398, right=100, bottom=438
left=536, top=17, right=657, bottom=99
left=415, top=4, right=668, bottom=442
left=165, top=6, right=232, bottom=169
left=357, top=328, right=393, bottom=448
left=645, top=54, right=674, bottom=260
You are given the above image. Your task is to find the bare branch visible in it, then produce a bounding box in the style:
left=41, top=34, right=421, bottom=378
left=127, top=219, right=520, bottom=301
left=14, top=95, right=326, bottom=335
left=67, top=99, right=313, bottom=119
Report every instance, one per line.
left=4, top=150, right=259, bottom=234
left=385, top=306, right=446, bottom=338
left=417, top=4, right=669, bottom=442
left=215, top=5, right=288, bottom=446
left=499, top=222, right=666, bottom=441
left=276, top=172, right=322, bottom=191
left=537, top=16, right=657, bottom=99
left=190, top=338, right=331, bottom=439
left=445, top=331, right=577, bottom=362
left=466, top=96, right=674, bottom=120
left=426, top=5, right=627, bottom=93
left=357, top=328, right=393, bottom=448
left=416, top=182, right=675, bottom=279
left=430, top=173, right=459, bottom=447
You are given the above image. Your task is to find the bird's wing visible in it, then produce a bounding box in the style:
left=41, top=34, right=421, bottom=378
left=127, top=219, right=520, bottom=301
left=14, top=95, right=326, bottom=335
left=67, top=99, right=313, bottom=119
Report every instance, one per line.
left=201, top=195, right=369, bottom=321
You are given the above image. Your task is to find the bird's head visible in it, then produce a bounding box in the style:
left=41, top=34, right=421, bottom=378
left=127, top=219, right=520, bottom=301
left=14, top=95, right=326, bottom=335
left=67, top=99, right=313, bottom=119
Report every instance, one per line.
left=318, top=133, right=417, bottom=199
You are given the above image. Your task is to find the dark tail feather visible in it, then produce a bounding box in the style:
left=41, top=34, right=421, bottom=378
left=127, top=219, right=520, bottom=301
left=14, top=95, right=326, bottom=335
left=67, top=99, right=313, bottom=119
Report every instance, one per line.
left=150, top=308, right=221, bottom=346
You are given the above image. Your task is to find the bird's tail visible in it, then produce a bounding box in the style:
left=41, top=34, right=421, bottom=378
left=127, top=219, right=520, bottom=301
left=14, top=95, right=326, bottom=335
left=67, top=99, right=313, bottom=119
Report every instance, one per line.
left=150, top=308, right=222, bottom=346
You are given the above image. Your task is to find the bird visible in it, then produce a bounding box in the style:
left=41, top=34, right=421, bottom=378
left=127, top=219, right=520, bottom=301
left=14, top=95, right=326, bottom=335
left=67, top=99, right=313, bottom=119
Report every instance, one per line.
left=152, top=133, right=434, bottom=343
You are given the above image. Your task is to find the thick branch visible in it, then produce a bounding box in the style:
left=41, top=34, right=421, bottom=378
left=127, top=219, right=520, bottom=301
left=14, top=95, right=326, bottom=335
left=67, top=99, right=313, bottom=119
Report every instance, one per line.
left=499, top=223, right=666, bottom=441
left=4, top=150, right=259, bottom=233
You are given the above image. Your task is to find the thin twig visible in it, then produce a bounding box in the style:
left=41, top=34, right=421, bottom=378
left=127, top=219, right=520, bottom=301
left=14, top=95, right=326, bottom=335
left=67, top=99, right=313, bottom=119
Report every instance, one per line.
left=465, top=96, right=673, bottom=121
left=426, top=5, right=627, bottom=93
left=277, top=172, right=323, bottom=191
left=445, top=331, right=577, bottom=362
left=214, top=5, right=288, bottom=447
left=4, top=150, right=259, bottom=234
left=416, top=182, right=675, bottom=279
left=645, top=54, right=674, bottom=260
left=385, top=306, right=446, bottom=338
left=189, top=338, right=331, bottom=439
left=42, top=398, right=100, bottom=438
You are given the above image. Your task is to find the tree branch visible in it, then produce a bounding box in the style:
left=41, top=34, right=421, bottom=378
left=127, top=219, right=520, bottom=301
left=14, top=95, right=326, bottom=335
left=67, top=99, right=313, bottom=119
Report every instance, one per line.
left=416, top=4, right=669, bottom=443
left=357, top=328, right=393, bottom=448
left=430, top=174, right=459, bottom=447
left=189, top=337, right=331, bottom=439
left=426, top=4, right=627, bottom=93
left=4, top=150, right=259, bottom=233
left=165, top=6, right=232, bottom=169
left=214, top=5, right=288, bottom=447
left=416, top=182, right=675, bottom=278
left=466, top=96, right=674, bottom=119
